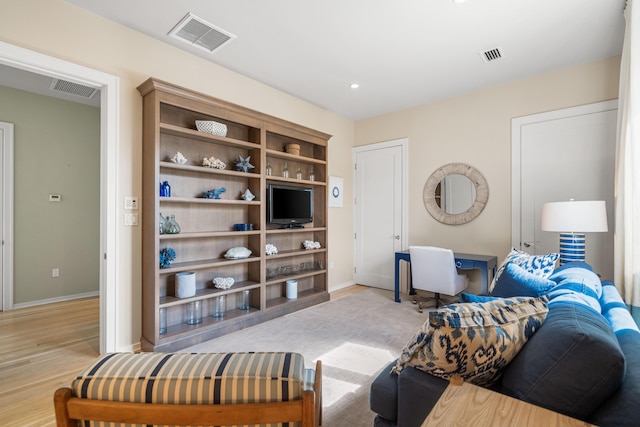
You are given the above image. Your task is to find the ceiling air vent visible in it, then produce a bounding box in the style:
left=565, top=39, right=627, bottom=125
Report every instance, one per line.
left=49, top=79, right=97, bottom=99
left=169, top=12, right=236, bottom=54
left=480, top=47, right=504, bottom=63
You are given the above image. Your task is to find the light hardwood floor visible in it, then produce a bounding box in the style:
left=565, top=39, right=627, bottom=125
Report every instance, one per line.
left=0, top=285, right=368, bottom=426
left=0, top=297, right=100, bottom=426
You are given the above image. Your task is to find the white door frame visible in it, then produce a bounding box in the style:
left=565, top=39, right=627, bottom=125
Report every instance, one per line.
left=511, top=99, right=618, bottom=249
left=0, top=41, right=119, bottom=353
left=0, top=122, right=14, bottom=312
left=352, top=138, right=409, bottom=285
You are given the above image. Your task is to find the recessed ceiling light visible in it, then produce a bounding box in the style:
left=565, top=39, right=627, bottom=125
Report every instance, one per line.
left=350, top=83, right=360, bottom=89
left=452, top=0, right=467, bottom=3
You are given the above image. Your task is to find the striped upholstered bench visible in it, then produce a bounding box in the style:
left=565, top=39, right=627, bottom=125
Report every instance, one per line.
left=53, top=352, right=322, bottom=427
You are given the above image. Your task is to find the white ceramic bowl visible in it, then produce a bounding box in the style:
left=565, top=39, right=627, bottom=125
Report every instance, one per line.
left=195, top=120, right=228, bottom=137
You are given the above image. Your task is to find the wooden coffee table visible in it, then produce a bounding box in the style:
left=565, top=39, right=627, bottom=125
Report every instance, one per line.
left=421, top=381, right=596, bottom=426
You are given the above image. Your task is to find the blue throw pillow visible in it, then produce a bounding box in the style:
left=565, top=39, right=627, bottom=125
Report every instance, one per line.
left=489, top=248, right=559, bottom=292
left=458, top=292, right=500, bottom=303
left=501, top=302, right=626, bottom=420
left=491, top=262, right=556, bottom=298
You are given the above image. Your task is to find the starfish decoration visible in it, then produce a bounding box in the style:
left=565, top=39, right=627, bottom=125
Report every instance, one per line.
left=235, top=155, right=255, bottom=173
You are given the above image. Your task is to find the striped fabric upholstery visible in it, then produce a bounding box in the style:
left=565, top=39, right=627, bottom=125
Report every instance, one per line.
left=601, top=280, right=640, bottom=335
left=72, top=352, right=306, bottom=427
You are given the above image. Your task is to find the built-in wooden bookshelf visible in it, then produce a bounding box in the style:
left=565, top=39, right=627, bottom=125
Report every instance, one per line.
left=138, top=78, right=330, bottom=351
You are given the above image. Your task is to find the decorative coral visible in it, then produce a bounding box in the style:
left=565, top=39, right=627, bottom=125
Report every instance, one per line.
left=213, top=277, right=235, bottom=289
left=265, top=243, right=278, bottom=255
left=235, top=155, right=255, bottom=173
left=170, top=152, right=187, bottom=164
left=202, top=156, right=226, bottom=169
left=203, top=187, right=226, bottom=199
left=302, top=240, right=321, bottom=250
left=159, top=247, right=176, bottom=268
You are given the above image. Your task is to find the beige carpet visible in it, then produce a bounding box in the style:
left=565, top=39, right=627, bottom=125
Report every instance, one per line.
left=184, top=287, right=427, bottom=427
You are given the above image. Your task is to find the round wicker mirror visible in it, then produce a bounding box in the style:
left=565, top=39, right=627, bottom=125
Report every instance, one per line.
left=423, top=163, right=489, bottom=225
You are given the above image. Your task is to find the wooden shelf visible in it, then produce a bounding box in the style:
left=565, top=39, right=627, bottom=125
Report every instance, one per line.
left=160, top=281, right=260, bottom=307
left=160, top=161, right=261, bottom=179
left=139, top=77, right=330, bottom=351
left=161, top=123, right=260, bottom=150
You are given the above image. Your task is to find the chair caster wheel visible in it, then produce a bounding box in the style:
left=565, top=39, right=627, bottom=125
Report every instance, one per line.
left=412, top=300, right=417, bottom=305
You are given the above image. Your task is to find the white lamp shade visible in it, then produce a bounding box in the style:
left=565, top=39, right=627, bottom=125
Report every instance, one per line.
left=541, top=200, right=608, bottom=233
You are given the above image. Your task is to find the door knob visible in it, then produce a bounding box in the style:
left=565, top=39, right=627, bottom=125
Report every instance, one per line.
left=522, top=241, right=535, bottom=248
left=394, top=235, right=400, bottom=240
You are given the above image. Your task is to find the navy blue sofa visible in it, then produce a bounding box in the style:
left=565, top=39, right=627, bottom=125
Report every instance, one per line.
left=370, top=263, right=640, bottom=427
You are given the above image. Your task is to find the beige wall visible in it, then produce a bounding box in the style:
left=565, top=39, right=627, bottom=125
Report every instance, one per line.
left=354, top=57, right=620, bottom=269
left=1, top=0, right=355, bottom=349
left=0, top=85, right=100, bottom=304
left=0, top=0, right=621, bottom=349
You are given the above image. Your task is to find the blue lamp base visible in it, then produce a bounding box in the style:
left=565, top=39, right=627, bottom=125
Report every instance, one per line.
left=558, top=233, right=586, bottom=265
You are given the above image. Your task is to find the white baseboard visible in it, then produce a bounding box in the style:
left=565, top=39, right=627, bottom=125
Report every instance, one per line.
left=328, top=280, right=356, bottom=293
left=11, top=291, right=99, bottom=310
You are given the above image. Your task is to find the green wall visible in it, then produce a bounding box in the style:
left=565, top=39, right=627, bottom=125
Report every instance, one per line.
left=0, top=85, right=100, bottom=305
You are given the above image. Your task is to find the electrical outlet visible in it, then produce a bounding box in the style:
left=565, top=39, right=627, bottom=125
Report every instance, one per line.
left=52, top=268, right=60, bottom=277
left=124, top=197, right=139, bottom=210
left=124, top=213, right=139, bottom=226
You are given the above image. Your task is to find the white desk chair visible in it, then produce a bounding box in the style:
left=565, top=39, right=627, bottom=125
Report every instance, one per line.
left=409, top=245, right=469, bottom=312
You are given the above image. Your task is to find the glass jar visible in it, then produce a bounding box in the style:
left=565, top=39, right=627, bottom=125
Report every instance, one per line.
left=159, top=213, right=166, bottom=234
left=266, top=163, right=272, bottom=176
left=212, top=295, right=226, bottom=317
left=296, top=167, right=302, bottom=180
left=238, top=290, right=251, bottom=310
left=282, top=162, right=289, bottom=178
left=164, top=215, right=181, bottom=234
left=185, top=300, right=202, bottom=325
left=308, top=167, right=315, bottom=181
left=159, top=307, right=167, bottom=334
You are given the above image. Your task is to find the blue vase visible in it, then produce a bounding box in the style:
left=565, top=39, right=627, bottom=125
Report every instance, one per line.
left=160, top=181, right=171, bottom=197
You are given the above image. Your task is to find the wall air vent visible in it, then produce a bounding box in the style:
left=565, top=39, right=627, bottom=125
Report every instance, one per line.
left=169, top=12, right=236, bottom=54
left=49, top=79, right=97, bottom=99
left=480, top=47, right=504, bottom=63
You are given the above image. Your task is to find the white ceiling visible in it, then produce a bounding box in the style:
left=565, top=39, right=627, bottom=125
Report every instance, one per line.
left=14, top=0, right=628, bottom=120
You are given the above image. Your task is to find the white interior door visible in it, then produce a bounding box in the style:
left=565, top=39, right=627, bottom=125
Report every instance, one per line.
left=354, top=139, right=407, bottom=290
left=512, top=101, right=617, bottom=280
left=0, top=122, right=13, bottom=312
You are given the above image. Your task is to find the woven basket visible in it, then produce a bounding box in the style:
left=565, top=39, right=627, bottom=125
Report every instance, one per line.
left=285, top=143, right=300, bottom=156
left=195, top=120, right=228, bottom=137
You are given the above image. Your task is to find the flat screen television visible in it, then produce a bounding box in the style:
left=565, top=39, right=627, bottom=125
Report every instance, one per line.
left=268, top=184, right=313, bottom=228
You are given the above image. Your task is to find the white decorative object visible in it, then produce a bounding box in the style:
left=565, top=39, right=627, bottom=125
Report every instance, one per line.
left=224, top=246, right=252, bottom=259
left=213, top=277, right=235, bottom=289
left=302, top=240, right=321, bottom=250
left=175, top=271, right=196, bottom=298
left=202, top=156, right=226, bottom=169
left=170, top=151, right=187, bottom=164
left=286, top=280, right=298, bottom=300
left=329, top=176, right=344, bottom=208
left=265, top=243, right=278, bottom=255
left=195, top=120, right=228, bottom=137
left=241, top=188, right=255, bottom=201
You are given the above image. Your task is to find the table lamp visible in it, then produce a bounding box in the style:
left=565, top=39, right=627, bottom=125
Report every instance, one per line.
left=541, top=200, right=608, bottom=265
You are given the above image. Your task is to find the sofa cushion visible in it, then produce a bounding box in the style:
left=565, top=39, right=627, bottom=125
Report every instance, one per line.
left=491, top=262, right=556, bottom=298
left=588, top=329, right=640, bottom=427
left=501, top=302, right=626, bottom=420
left=392, top=296, right=548, bottom=387
left=546, top=263, right=602, bottom=312
left=369, top=361, right=399, bottom=423
left=489, top=248, right=559, bottom=293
